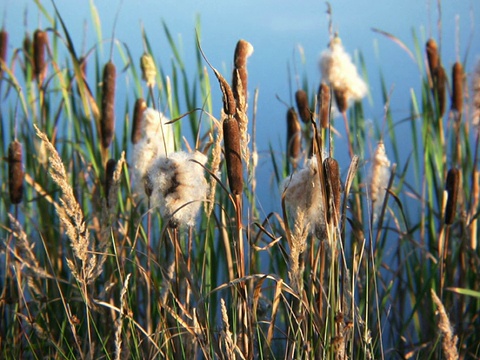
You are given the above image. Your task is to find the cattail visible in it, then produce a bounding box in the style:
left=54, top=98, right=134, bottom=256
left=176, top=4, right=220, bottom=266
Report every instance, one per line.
left=131, top=108, right=175, bottom=198
left=295, top=89, right=310, bottom=123
left=434, top=66, right=447, bottom=117
left=319, top=36, right=367, bottom=112
left=223, top=117, right=243, bottom=195
left=33, top=29, right=48, bottom=84
left=283, top=156, right=326, bottom=239
left=140, top=52, right=156, bottom=87
left=445, top=168, right=459, bottom=225
left=318, top=82, right=331, bottom=129
left=286, top=107, right=301, bottom=168
left=451, top=62, right=464, bottom=115
left=370, top=142, right=391, bottom=220
left=100, top=61, right=116, bottom=149
left=131, top=98, right=147, bottom=144
left=147, top=151, right=208, bottom=227
left=105, top=158, right=117, bottom=207
left=323, top=157, right=341, bottom=226
left=426, top=39, right=439, bottom=83
left=232, top=39, right=254, bottom=106
left=8, top=140, right=24, bottom=204
left=0, top=29, right=7, bottom=77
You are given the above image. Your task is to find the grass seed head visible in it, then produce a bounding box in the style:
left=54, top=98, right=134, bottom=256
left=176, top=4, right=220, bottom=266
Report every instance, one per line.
left=370, top=141, right=391, bottom=219
left=445, top=168, right=459, bottom=225
left=223, top=117, right=243, bottom=195
left=131, top=98, right=147, bottom=144
left=100, top=61, right=116, bottom=149
left=318, top=82, right=331, bottom=128
left=0, top=29, right=7, bottom=77
left=33, top=29, right=48, bottom=84
left=451, top=62, right=464, bottom=115
left=295, top=89, right=311, bottom=123
left=287, top=107, right=301, bottom=168
left=140, top=52, right=156, bottom=87
left=8, top=140, right=24, bottom=204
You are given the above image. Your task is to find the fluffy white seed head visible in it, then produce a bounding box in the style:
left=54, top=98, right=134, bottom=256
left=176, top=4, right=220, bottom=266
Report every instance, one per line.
left=319, top=37, right=368, bottom=105
left=282, top=156, right=326, bottom=238
left=147, top=151, right=208, bottom=227
left=370, top=141, right=391, bottom=220
left=131, top=108, right=175, bottom=198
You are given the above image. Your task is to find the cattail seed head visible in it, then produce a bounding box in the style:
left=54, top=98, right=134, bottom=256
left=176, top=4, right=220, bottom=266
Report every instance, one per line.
left=473, top=59, right=480, bottom=126
left=434, top=66, right=447, bottom=117
left=140, top=52, right=156, bottom=87
left=131, top=98, right=147, bottom=144
left=319, top=36, right=367, bottom=111
left=217, top=71, right=236, bottom=116
left=33, top=29, right=48, bottom=84
left=8, top=140, right=24, bottom=204
left=295, top=89, right=310, bottom=123
left=105, top=158, right=117, bottom=207
left=100, top=61, right=116, bottom=149
left=232, top=39, right=253, bottom=104
left=451, top=62, right=464, bottom=115
left=323, top=157, right=341, bottom=226
left=445, top=168, right=459, bottom=225
left=147, top=151, right=208, bottom=227
left=223, top=117, right=243, bottom=195
left=318, top=82, right=331, bottom=129
left=287, top=107, right=301, bottom=168
left=0, top=29, right=7, bottom=77
left=426, top=39, right=439, bottom=81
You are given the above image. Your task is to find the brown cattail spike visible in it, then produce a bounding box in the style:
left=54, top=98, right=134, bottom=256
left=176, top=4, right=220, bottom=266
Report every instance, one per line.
left=100, top=61, right=116, bottom=149
left=434, top=66, right=447, bottom=117
left=131, top=98, right=147, bottom=144
left=445, top=168, right=460, bottom=225
left=318, top=82, right=331, bottom=129
left=426, top=39, right=439, bottom=83
left=334, top=88, right=348, bottom=113
left=323, top=157, right=341, bottom=226
left=232, top=39, right=253, bottom=106
left=8, top=140, right=24, bottom=204
left=451, top=62, right=464, bottom=115
left=295, top=89, right=311, bottom=123
left=0, top=29, right=7, bottom=78
left=223, top=117, right=243, bottom=195
left=105, top=158, right=117, bottom=207
left=33, top=29, right=48, bottom=84
left=287, top=107, right=301, bottom=168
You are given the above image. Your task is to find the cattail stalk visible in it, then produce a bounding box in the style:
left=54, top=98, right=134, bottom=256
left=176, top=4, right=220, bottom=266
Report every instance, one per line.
left=100, top=61, right=116, bottom=149
left=287, top=107, right=301, bottom=170
left=295, top=89, right=310, bottom=123
left=33, top=30, right=48, bottom=84
left=0, top=29, right=7, bottom=78
left=131, top=98, right=146, bottom=144
left=8, top=140, right=24, bottom=205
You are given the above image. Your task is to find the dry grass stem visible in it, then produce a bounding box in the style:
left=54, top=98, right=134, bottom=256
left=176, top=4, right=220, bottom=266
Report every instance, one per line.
left=8, top=140, right=24, bottom=205
left=114, top=273, right=131, bottom=360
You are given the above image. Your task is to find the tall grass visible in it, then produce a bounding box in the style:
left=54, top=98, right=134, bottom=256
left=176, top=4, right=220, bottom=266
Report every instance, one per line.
left=1, top=2, right=479, bottom=359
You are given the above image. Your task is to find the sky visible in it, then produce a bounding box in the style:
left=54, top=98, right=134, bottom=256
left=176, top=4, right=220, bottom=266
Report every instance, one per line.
left=1, top=0, right=479, bottom=210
